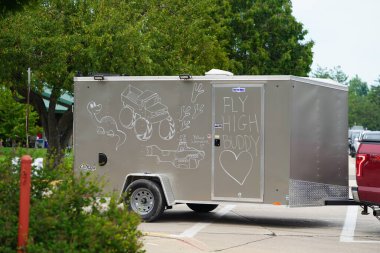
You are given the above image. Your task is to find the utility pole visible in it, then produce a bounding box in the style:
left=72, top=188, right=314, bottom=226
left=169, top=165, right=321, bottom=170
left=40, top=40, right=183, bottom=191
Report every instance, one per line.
left=26, top=68, right=31, bottom=148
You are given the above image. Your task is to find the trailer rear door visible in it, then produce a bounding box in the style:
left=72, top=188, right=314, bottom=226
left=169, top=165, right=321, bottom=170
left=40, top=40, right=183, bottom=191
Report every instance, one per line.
left=212, top=84, right=264, bottom=201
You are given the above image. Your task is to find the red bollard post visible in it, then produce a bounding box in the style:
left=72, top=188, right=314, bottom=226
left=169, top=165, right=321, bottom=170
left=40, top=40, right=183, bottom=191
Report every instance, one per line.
left=17, top=155, right=32, bottom=253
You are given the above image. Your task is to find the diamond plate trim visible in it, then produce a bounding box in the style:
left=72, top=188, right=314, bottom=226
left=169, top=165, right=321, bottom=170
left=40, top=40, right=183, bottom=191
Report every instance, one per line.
left=289, top=179, right=349, bottom=207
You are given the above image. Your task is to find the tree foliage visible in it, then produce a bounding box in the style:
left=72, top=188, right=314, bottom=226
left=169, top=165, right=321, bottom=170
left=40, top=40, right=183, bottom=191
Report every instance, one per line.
left=0, top=0, right=314, bottom=165
left=0, top=0, right=36, bottom=15
left=0, top=87, right=41, bottom=146
left=348, top=88, right=380, bottom=130
left=347, top=75, right=380, bottom=129
left=312, top=65, right=348, bottom=84
left=0, top=0, right=230, bottom=164
left=348, top=78, right=379, bottom=129
left=220, top=0, right=313, bottom=75
left=348, top=75, right=369, bottom=96
left=368, top=77, right=380, bottom=106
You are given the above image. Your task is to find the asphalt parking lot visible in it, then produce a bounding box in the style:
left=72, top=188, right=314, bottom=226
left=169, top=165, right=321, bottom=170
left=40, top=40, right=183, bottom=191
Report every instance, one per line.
left=139, top=157, right=380, bottom=253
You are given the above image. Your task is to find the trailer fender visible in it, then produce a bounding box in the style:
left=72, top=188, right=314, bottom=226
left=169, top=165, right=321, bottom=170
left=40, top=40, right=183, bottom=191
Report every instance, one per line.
left=121, top=173, right=175, bottom=206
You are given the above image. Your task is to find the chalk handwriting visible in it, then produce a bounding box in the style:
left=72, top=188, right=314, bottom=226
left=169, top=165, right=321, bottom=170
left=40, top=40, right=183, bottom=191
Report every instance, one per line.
left=223, top=95, right=248, bottom=113
left=192, top=104, right=204, bottom=119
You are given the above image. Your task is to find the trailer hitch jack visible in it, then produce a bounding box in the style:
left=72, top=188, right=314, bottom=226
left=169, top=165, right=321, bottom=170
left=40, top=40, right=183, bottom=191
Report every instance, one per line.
left=361, top=205, right=369, bottom=215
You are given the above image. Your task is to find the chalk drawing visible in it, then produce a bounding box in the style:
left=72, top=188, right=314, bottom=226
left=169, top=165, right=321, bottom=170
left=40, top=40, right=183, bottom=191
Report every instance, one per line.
left=191, top=83, right=204, bottom=103
left=146, top=135, right=205, bottom=169
left=87, top=101, right=126, bottom=150
left=119, top=85, right=175, bottom=141
left=159, top=115, right=176, bottom=140
left=192, top=104, right=204, bottom=119
left=219, top=150, right=253, bottom=185
left=179, top=105, right=191, bottom=132
left=178, top=83, right=205, bottom=131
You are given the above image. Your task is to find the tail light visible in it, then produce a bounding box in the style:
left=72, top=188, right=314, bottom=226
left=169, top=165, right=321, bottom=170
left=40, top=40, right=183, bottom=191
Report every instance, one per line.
left=356, top=154, right=369, bottom=177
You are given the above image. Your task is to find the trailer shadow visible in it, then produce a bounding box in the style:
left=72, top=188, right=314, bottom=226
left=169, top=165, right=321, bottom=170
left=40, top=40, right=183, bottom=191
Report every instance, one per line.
left=156, top=208, right=333, bottom=229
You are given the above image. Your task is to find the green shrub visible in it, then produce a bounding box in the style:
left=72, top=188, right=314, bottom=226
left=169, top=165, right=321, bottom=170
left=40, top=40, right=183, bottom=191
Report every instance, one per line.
left=0, top=157, right=19, bottom=253
left=0, top=153, right=144, bottom=253
left=0, top=147, right=47, bottom=159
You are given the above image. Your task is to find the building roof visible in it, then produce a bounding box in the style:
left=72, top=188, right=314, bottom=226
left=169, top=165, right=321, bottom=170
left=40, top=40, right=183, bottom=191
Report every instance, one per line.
left=41, top=88, right=73, bottom=113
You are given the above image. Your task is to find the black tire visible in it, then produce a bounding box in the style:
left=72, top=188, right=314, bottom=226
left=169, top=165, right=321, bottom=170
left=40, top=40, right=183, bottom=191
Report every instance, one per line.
left=126, top=179, right=165, bottom=222
left=349, top=146, right=355, bottom=157
left=186, top=203, right=218, bottom=213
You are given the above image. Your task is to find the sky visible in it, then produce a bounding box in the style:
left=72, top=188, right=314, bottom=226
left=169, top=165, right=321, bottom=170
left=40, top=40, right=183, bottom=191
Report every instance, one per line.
left=291, top=0, right=380, bottom=85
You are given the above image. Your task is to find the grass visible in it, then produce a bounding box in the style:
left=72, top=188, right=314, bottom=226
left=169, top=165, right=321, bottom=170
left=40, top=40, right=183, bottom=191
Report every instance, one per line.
left=0, top=147, right=47, bottom=159
left=0, top=147, right=73, bottom=166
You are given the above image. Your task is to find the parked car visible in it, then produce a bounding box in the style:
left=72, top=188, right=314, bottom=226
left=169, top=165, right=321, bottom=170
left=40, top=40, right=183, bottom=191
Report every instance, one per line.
left=353, top=131, right=367, bottom=155
left=350, top=125, right=364, bottom=131
left=348, top=129, right=363, bottom=157
left=359, top=131, right=380, bottom=141
left=352, top=131, right=380, bottom=219
left=353, top=131, right=380, bottom=155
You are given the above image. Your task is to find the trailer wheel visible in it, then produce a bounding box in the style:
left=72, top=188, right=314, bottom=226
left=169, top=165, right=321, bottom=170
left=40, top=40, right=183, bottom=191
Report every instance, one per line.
left=126, top=179, right=165, bottom=222
left=186, top=203, right=218, bottom=213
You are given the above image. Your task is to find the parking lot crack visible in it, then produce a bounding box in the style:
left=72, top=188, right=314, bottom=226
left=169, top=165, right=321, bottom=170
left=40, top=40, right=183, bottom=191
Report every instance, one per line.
left=230, top=210, right=277, bottom=236
left=144, top=232, right=209, bottom=251
left=213, top=236, right=275, bottom=252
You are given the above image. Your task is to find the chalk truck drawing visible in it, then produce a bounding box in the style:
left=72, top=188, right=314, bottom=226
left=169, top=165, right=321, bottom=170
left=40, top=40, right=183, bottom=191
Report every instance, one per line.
left=146, top=137, right=205, bottom=169
left=119, top=85, right=175, bottom=141
left=87, top=101, right=127, bottom=150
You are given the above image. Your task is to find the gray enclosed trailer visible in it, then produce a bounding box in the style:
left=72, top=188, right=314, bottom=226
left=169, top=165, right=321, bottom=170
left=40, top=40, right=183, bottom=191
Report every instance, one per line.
left=74, top=71, right=348, bottom=221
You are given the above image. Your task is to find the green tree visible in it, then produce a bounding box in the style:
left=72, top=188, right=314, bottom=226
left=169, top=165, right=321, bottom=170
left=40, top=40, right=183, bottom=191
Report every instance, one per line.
left=312, top=65, right=348, bottom=84
left=219, top=0, right=314, bottom=75
left=0, top=0, right=229, bottom=165
left=366, top=77, right=380, bottom=129
left=347, top=75, right=380, bottom=130
left=0, top=87, right=41, bottom=146
left=349, top=75, right=369, bottom=96
left=368, top=76, right=380, bottom=106
left=0, top=0, right=36, bottom=15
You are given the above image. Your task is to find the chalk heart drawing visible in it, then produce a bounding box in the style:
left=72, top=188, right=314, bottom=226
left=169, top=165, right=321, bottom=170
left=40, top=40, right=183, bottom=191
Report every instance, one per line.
left=219, top=150, right=253, bottom=186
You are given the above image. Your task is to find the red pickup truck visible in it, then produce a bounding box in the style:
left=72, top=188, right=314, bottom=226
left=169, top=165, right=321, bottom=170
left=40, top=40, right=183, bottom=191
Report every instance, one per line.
left=352, top=131, right=380, bottom=218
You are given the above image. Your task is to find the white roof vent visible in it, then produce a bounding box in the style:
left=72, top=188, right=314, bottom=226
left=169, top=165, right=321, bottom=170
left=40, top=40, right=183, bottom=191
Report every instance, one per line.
left=205, top=69, right=234, bottom=76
